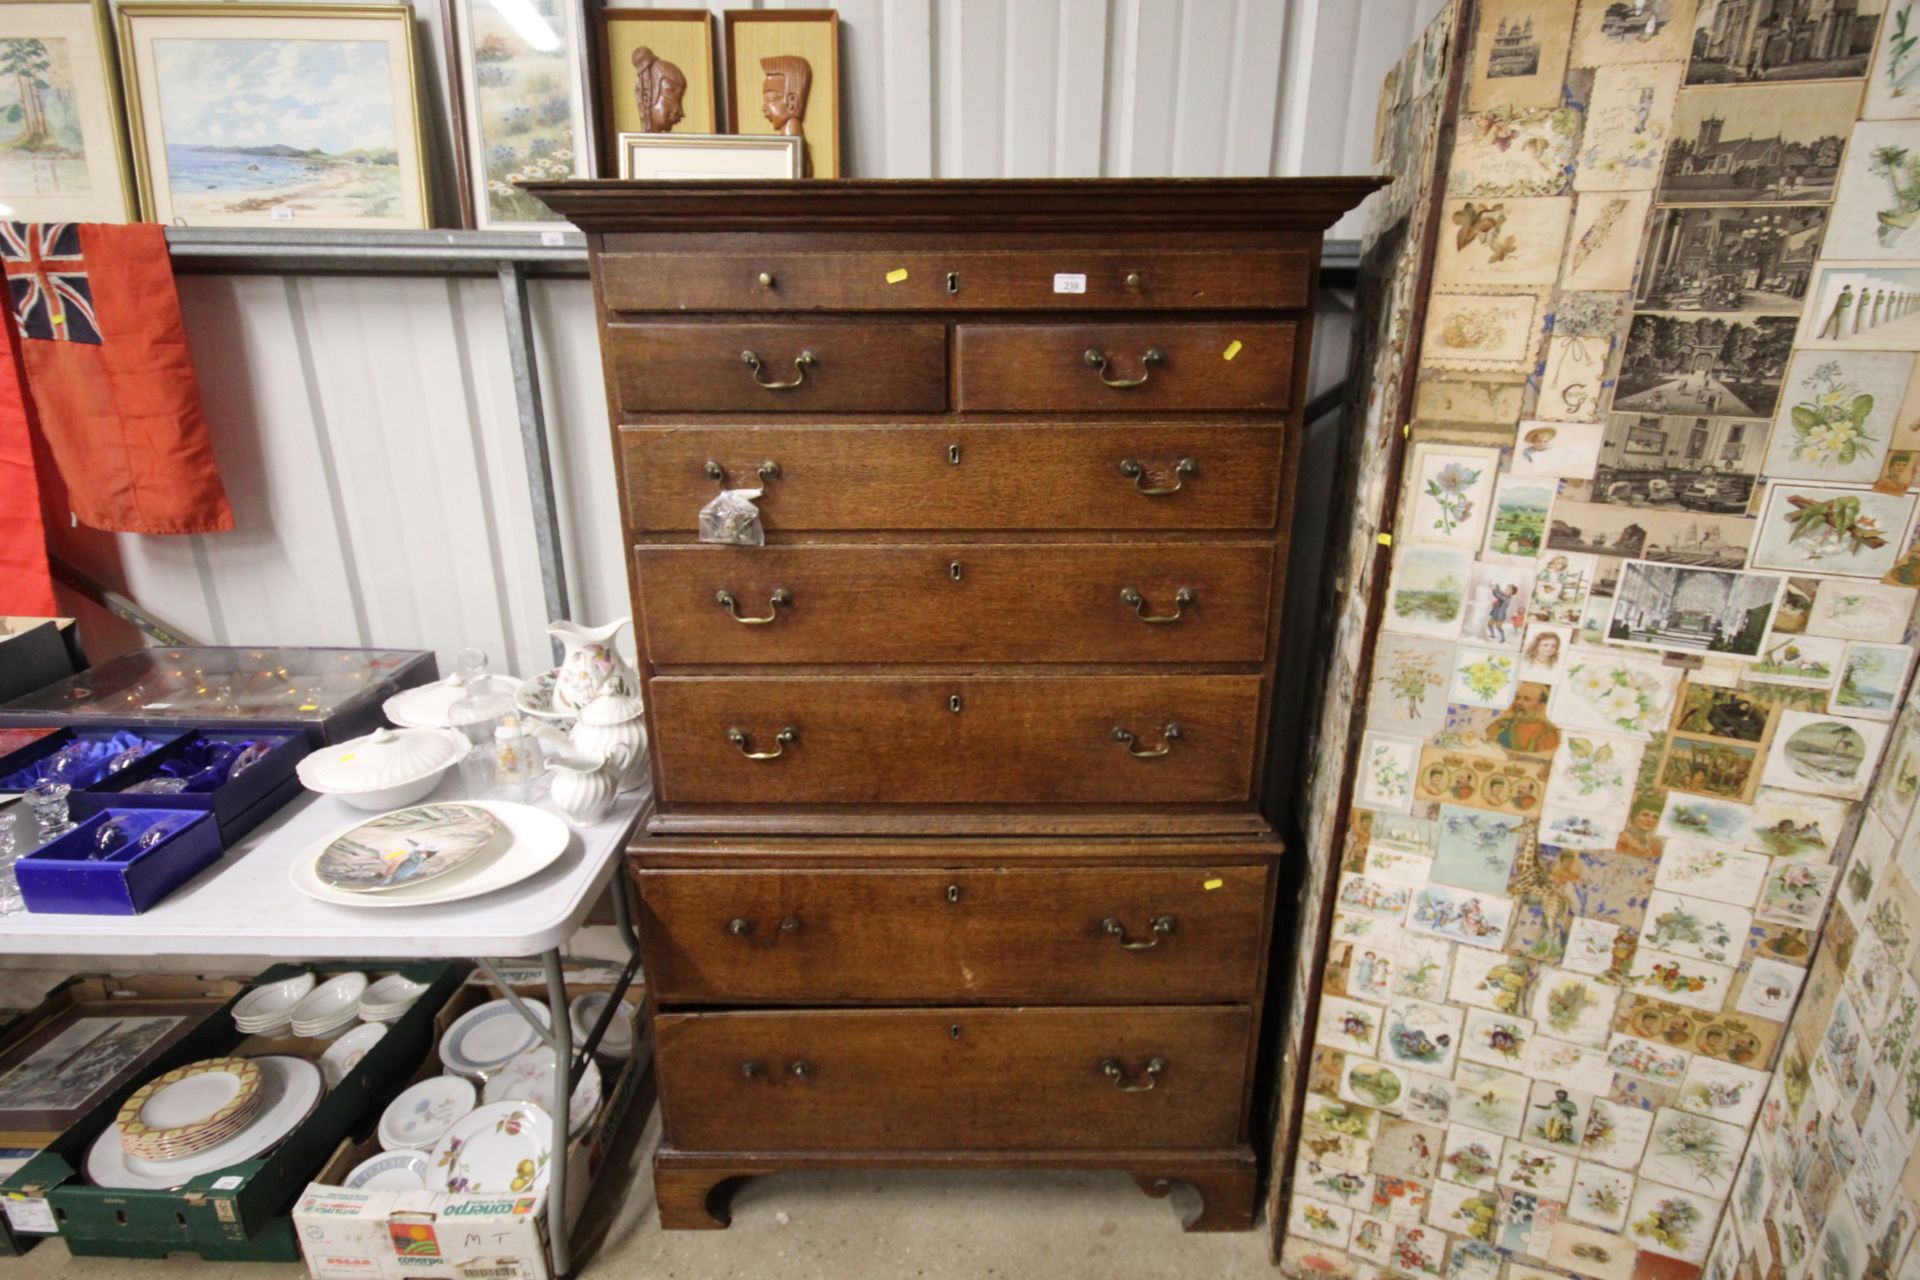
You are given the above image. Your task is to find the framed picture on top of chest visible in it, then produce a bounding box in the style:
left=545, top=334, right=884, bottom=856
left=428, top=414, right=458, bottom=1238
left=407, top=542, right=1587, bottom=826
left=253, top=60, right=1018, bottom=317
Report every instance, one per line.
left=722, top=9, right=840, bottom=178
left=445, top=0, right=595, bottom=231
left=0, top=0, right=136, bottom=222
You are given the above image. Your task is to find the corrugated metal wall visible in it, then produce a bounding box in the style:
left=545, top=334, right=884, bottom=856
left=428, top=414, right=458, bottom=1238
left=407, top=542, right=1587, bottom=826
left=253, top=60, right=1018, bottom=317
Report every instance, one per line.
left=51, top=0, right=1444, bottom=675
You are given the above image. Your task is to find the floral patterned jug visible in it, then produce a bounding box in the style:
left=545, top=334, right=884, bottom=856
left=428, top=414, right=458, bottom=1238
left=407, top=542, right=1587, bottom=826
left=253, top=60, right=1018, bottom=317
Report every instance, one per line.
left=548, top=619, right=640, bottom=715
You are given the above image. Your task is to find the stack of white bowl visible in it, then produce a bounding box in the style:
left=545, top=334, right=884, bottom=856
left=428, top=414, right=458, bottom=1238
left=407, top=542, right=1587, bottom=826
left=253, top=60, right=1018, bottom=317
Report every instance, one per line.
left=288, top=972, right=367, bottom=1039
left=357, top=975, right=429, bottom=1024
left=231, top=971, right=316, bottom=1038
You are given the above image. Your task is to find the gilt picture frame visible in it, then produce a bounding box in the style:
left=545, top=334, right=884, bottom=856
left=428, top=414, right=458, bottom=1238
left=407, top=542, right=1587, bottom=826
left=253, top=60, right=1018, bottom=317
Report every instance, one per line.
left=723, top=8, right=840, bottom=179
left=0, top=0, right=136, bottom=222
left=117, top=2, right=430, bottom=229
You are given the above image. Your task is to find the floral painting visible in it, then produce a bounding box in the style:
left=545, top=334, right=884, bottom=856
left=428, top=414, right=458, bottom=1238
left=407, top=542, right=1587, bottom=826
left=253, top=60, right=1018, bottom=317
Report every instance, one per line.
left=1421, top=290, right=1548, bottom=372
left=1763, top=352, right=1918, bottom=484
left=1628, top=1180, right=1720, bottom=1261
left=1441, top=1123, right=1503, bottom=1187
left=1825, top=122, right=1920, bottom=259
left=1449, top=105, right=1582, bottom=199
left=1547, top=650, right=1683, bottom=739
left=1359, top=732, right=1421, bottom=813
left=456, top=0, right=587, bottom=228
left=1756, top=859, right=1840, bottom=929
left=1627, top=945, right=1735, bottom=1015
left=1568, top=1162, right=1635, bottom=1231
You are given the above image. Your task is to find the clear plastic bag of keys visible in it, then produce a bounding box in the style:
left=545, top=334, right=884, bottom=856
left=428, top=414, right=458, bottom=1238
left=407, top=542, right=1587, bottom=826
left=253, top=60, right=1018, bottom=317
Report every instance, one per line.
left=699, top=488, right=765, bottom=546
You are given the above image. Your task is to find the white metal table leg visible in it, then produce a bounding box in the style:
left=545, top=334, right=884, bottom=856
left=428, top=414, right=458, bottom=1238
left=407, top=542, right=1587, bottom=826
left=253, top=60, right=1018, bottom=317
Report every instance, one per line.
left=542, top=948, right=574, bottom=1277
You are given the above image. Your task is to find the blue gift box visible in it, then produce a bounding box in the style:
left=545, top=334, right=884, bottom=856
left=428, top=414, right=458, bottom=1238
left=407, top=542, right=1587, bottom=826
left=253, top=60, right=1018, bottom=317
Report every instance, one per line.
left=0, top=729, right=185, bottom=794
left=16, top=808, right=224, bottom=915
left=69, top=731, right=310, bottom=848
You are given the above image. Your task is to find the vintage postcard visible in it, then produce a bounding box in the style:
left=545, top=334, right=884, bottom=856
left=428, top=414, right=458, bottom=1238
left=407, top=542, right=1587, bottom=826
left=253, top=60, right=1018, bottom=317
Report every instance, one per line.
left=1461, top=1006, right=1536, bottom=1069
left=1448, top=646, right=1521, bottom=711
left=1572, top=0, right=1697, bottom=66
left=1358, top=732, right=1421, bottom=813
left=1627, top=1178, right=1724, bottom=1262
left=1450, top=105, right=1582, bottom=198
left=1404, top=443, right=1502, bottom=549
left=1525, top=1036, right=1616, bottom=1094
left=1549, top=648, right=1685, bottom=739
left=1319, top=995, right=1386, bottom=1056
left=1449, top=948, right=1538, bottom=1015
left=1482, top=476, right=1558, bottom=562
left=1337, top=1056, right=1412, bottom=1115
left=1337, top=871, right=1416, bottom=920
left=1743, top=787, right=1851, bottom=859
left=1384, top=546, right=1477, bottom=639
left=1580, top=411, right=1766, bottom=513
left=1563, top=917, right=1624, bottom=975
left=1577, top=60, right=1684, bottom=191
left=1614, top=312, right=1797, bottom=420
left=1643, top=889, right=1753, bottom=967
left=1653, top=835, right=1771, bottom=905
left=1674, top=680, right=1776, bottom=742
left=1422, top=289, right=1548, bottom=372
left=1436, top=196, right=1576, bottom=288
left=1687, top=0, right=1881, bottom=83
left=1461, top=564, right=1536, bottom=650
left=1531, top=551, right=1598, bottom=626
left=1538, top=293, right=1625, bottom=422
left=1432, top=803, right=1529, bottom=895
left=1805, top=580, right=1920, bottom=642
left=1530, top=969, right=1618, bottom=1047
left=1658, top=81, right=1862, bottom=204
left=1441, top=1123, right=1505, bottom=1188
left=1468, top=0, right=1576, bottom=110
left=1676, top=1054, right=1769, bottom=1127
left=1764, top=350, right=1919, bottom=485
left=1832, top=641, right=1916, bottom=719
left=1498, top=1139, right=1576, bottom=1197
left=1761, top=710, right=1892, bottom=799
left=1521, top=623, right=1576, bottom=687
left=1751, top=632, right=1846, bottom=687
left=1657, top=726, right=1758, bottom=800
left=1287, top=1193, right=1354, bottom=1247
left=1416, top=746, right=1549, bottom=816
left=1513, top=420, right=1605, bottom=478
left=1638, top=204, right=1828, bottom=315
left=1546, top=728, right=1644, bottom=815
left=1409, top=883, right=1516, bottom=949
left=1392, top=936, right=1455, bottom=1004
left=1864, top=1, right=1920, bottom=119
left=1606, top=560, right=1784, bottom=660
left=1798, top=264, right=1920, bottom=352
left=1750, top=483, right=1919, bottom=579
left=1369, top=634, right=1458, bottom=736
left=1566, top=1160, right=1636, bottom=1231
left=1563, top=191, right=1654, bottom=291
left=1608, top=1030, right=1694, bottom=1085
left=1642, top=1107, right=1747, bottom=1198
left=1826, top=121, right=1920, bottom=261
left=1548, top=1220, right=1639, bottom=1280
left=1382, top=996, right=1466, bottom=1074
left=1755, top=858, right=1841, bottom=928
left=1628, top=945, right=1736, bottom=1014
left=1415, top=372, right=1531, bottom=423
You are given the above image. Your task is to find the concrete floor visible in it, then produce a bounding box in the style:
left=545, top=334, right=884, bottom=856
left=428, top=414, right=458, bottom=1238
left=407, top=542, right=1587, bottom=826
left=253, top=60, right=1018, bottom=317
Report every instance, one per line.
left=10, top=1098, right=1280, bottom=1279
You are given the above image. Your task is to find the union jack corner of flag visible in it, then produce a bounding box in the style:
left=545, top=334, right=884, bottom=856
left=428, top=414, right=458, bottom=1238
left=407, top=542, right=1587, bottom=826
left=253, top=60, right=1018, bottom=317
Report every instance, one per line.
left=2, top=222, right=102, bottom=345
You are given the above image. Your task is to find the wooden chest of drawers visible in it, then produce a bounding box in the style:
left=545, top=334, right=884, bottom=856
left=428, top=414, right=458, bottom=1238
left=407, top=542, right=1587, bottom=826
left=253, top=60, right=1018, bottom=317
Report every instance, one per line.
left=532, top=179, right=1378, bottom=1233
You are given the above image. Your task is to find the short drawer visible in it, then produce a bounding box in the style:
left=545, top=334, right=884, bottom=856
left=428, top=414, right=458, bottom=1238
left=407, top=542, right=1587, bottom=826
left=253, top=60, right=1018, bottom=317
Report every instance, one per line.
left=654, top=1006, right=1252, bottom=1150
left=955, top=322, right=1295, bottom=413
left=635, top=865, right=1271, bottom=1003
left=634, top=543, right=1274, bottom=665
left=621, top=424, right=1284, bottom=532
left=607, top=322, right=947, bottom=414
left=598, top=247, right=1310, bottom=312
left=647, top=674, right=1262, bottom=806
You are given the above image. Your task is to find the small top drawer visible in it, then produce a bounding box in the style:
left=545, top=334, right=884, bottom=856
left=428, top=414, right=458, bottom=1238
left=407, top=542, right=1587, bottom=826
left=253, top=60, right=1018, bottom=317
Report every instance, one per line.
left=955, top=322, right=1295, bottom=413
left=597, top=247, right=1311, bottom=312
left=608, top=322, right=948, bottom=415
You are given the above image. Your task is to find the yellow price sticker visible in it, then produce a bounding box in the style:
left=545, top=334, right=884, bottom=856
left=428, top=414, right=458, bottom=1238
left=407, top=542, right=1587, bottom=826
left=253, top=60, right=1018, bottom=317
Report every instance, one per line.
left=1377, top=533, right=1393, bottom=546
left=1222, top=339, right=1243, bottom=361
left=886, top=268, right=909, bottom=284
left=1203, top=877, right=1224, bottom=891
left=298, top=703, right=319, bottom=711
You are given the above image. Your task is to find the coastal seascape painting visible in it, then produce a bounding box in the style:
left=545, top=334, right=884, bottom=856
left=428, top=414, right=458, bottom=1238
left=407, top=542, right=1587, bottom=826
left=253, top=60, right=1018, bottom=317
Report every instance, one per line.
left=119, top=4, right=428, bottom=228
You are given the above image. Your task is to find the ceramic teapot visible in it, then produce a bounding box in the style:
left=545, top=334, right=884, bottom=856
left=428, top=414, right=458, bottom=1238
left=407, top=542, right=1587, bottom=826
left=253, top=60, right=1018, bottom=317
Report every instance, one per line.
left=568, top=692, right=649, bottom=792
left=547, top=745, right=632, bottom=826
left=548, top=619, right=640, bottom=715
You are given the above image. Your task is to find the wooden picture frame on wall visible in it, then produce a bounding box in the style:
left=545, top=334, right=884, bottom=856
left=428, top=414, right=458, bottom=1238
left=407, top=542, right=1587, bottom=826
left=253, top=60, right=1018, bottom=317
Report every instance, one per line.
left=722, top=8, right=839, bottom=178
left=444, top=0, right=594, bottom=231
left=0, top=0, right=138, bottom=222
left=592, top=7, right=715, bottom=177
left=117, top=2, right=431, bottom=229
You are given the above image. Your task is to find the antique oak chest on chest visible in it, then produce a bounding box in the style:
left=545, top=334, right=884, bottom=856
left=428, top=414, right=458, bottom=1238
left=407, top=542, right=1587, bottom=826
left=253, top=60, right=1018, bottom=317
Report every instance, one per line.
left=531, top=178, right=1377, bottom=1232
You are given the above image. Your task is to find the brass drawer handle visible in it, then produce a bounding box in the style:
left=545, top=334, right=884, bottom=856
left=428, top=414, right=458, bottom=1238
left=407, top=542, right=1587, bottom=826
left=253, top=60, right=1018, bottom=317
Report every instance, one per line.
left=789, top=1060, right=813, bottom=1080
left=705, top=459, right=781, bottom=486
left=1102, top=915, right=1177, bottom=950
left=1113, top=722, right=1181, bottom=759
left=1118, top=457, right=1196, bottom=496
left=727, top=726, right=796, bottom=759
left=715, top=587, right=791, bottom=624
left=1101, top=1057, right=1166, bottom=1092
left=1120, top=586, right=1193, bottom=624
left=727, top=915, right=801, bottom=941
left=742, top=348, right=816, bottom=389
left=1084, top=346, right=1164, bottom=389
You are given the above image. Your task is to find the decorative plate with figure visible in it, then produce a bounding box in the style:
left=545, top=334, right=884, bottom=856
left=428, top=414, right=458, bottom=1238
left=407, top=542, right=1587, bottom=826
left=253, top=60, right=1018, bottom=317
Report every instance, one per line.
left=316, top=803, right=504, bottom=893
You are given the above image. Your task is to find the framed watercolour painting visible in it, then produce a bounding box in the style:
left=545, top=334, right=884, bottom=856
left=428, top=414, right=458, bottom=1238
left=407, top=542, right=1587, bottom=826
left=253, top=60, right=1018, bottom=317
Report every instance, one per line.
left=0, top=1001, right=204, bottom=1143
left=448, top=0, right=593, bottom=231
left=723, top=8, right=839, bottom=178
left=0, top=0, right=135, bottom=222
left=618, top=132, right=799, bottom=181
left=592, top=7, right=715, bottom=175
left=117, top=3, right=429, bottom=229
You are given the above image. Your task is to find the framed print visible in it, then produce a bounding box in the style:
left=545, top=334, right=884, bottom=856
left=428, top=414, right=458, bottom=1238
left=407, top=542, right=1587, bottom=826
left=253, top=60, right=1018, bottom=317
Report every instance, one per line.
left=723, top=8, right=839, bottom=178
left=117, top=3, right=428, bottom=229
left=0, top=0, right=135, bottom=221
left=618, top=131, right=799, bottom=181
left=0, top=1001, right=205, bottom=1143
left=592, top=7, right=714, bottom=174
left=447, top=0, right=592, bottom=231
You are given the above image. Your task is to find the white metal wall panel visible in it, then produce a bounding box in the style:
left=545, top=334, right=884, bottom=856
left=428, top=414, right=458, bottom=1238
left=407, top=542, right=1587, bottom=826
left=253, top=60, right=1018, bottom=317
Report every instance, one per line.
left=48, top=0, right=1441, bottom=676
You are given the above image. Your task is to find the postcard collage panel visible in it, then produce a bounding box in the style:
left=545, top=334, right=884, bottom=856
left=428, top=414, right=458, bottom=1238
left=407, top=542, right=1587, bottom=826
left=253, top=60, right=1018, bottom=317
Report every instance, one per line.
left=1286, top=4, right=1920, bottom=1280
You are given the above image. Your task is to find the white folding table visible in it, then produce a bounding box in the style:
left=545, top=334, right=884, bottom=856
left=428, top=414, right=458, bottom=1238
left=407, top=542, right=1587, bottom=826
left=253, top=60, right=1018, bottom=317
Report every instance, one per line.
left=0, top=782, right=648, bottom=1277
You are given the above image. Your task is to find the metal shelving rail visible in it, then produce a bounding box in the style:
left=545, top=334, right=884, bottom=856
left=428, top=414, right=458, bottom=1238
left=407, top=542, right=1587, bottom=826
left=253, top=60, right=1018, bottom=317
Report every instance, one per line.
left=163, top=227, right=1361, bottom=645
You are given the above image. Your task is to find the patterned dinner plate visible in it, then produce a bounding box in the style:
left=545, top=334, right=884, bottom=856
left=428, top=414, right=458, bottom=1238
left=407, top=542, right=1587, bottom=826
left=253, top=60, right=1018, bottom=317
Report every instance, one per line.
left=315, top=804, right=504, bottom=893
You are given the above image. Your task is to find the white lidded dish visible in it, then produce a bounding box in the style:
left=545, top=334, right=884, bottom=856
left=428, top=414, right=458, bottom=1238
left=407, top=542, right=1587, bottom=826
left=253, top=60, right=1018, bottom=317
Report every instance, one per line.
left=295, top=727, right=468, bottom=811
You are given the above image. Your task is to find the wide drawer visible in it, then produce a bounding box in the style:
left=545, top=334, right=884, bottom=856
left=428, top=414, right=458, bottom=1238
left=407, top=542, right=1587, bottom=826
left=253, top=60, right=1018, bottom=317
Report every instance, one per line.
left=647, top=674, right=1262, bottom=806
left=621, top=424, right=1284, bottom=532
left=955, top=323, right=1295, bottom=413
left=598, top=247, right=1310, bottom=312
left=634, top=865, right=1271, bottom=1003
left=634, top=543, right=1274, bottom=665
left=607, top=322, right=947, bottom=414
left=654, top=1006, right=1251, bottom=1150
